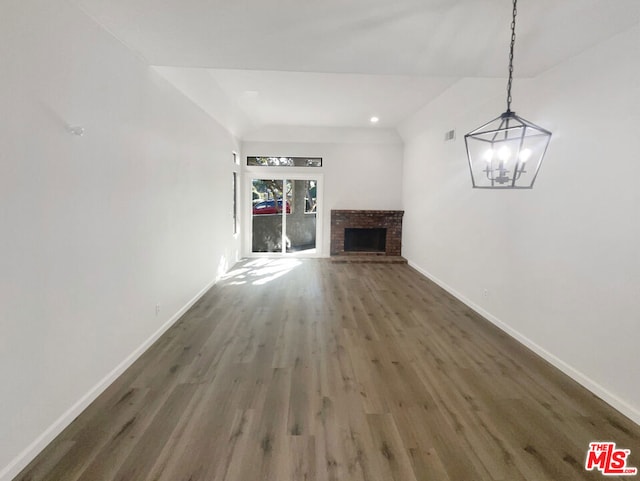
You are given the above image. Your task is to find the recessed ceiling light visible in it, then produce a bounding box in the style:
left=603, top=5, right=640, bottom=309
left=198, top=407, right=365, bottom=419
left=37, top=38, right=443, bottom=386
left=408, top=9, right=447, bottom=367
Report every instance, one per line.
left=370, top=116, right=379, bottom=124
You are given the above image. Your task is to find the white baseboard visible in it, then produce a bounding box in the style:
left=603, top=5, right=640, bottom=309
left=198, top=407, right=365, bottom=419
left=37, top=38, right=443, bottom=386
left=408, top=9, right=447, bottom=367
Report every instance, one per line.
left=407, top=259, right=640, bottom=427
left=0, top=279, right=216, bottom=481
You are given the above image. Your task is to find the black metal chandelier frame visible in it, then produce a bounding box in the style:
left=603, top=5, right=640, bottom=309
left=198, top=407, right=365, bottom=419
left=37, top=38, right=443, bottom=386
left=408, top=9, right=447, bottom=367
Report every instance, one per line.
left=464, top=0, right=552, bottom=189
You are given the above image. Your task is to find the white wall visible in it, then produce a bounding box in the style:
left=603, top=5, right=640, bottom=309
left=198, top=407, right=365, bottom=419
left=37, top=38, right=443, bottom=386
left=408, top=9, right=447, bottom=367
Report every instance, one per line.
left=399, top=25, right=640, bottom=424
left=242, top=126, right=404, bottom=256
left=0, top=1, right=241, bottom=478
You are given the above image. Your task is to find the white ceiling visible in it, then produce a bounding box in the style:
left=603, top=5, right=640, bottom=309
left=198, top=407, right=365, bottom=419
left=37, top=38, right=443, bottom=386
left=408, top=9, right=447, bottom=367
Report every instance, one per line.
left=210, top=69, right=455, bottom=128
left=73, top=0, right=640, bottom=135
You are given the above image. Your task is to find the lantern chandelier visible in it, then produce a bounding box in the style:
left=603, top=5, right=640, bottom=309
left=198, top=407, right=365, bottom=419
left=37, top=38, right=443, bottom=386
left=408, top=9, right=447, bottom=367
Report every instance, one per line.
left=464, top=0, right=551, bottom=189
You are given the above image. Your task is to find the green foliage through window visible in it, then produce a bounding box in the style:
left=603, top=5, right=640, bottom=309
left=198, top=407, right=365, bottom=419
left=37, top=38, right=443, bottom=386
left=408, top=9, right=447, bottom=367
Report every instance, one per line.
left=247, top=156, right=322, bottom=167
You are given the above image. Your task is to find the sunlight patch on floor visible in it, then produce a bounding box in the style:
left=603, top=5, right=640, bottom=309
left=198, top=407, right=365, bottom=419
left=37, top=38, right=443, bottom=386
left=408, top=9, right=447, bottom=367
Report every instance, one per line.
left=222, top=258, right=303, bottom=286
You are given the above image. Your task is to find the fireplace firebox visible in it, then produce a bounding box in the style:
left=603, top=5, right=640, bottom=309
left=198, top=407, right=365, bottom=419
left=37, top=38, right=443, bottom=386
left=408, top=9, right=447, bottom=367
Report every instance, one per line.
left=344, top=228, right=387, bottom=253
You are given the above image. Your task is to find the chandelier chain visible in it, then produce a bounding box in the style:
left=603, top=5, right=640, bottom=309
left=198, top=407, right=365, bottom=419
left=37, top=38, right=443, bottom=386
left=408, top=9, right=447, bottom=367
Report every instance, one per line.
left=506, top=0, right=517, bottom=112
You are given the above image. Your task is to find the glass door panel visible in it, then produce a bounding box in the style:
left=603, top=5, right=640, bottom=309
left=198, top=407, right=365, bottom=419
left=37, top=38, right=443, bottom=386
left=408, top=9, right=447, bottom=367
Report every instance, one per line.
left=251, top=179, right=284, bottom=253
left=285, top=179, right=317, bottom=254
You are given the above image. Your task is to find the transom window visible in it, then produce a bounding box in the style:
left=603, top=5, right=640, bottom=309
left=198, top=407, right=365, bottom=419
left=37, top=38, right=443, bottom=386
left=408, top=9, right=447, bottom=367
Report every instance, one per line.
left=247, top=156, right=322, bottom=167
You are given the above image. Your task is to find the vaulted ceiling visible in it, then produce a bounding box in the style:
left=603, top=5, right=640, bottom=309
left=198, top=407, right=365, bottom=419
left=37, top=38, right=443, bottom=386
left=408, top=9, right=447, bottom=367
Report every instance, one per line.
left=73, top=0, right=640, bottom=136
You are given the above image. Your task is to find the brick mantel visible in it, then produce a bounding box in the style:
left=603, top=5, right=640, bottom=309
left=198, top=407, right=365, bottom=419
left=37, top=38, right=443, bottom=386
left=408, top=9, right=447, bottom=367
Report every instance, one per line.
left=330, top=210, right=404, bottom=256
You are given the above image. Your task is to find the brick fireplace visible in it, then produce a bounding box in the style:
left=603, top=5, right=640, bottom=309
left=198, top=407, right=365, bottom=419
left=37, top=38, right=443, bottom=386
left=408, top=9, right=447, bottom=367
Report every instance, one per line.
left=330, top=210, right=404, bottom=256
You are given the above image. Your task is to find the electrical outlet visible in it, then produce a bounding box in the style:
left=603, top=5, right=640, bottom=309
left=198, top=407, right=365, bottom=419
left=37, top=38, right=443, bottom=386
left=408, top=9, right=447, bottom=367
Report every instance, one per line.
left=155, top=304, right=161, bottom=316
left=483, top=289, right=489, bottom=298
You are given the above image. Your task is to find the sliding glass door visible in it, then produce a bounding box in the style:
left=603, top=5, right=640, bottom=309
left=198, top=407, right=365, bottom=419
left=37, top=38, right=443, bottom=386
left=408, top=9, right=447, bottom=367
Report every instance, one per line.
left=250, top=176, right=320, bottom=255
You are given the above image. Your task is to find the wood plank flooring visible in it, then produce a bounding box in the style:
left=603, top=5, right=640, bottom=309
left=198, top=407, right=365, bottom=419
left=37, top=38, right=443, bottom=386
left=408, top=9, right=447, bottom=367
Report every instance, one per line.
left=16, top=259, right=640, bottom=481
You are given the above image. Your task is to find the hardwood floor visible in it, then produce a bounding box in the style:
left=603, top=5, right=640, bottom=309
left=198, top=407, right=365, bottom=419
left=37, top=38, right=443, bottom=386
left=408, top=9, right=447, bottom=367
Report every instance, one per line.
left=16, top=259, right=640, bottom=481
